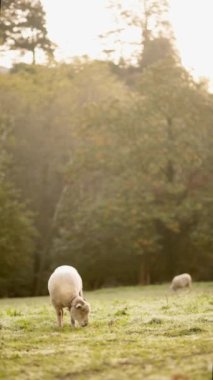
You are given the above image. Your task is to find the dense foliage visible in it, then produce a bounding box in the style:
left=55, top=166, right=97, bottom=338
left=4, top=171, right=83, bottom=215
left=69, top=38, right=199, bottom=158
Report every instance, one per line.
left=0, top=0, right=212, bottom=296
left=0, top=104, right=35, bottom=296
left=0, top=56, right=212, bottom=295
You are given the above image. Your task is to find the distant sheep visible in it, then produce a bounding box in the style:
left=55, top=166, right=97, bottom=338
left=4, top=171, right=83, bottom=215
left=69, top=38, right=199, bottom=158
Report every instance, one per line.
left=48, top=265, right=90, bottom=327
left=170, top=273, right=192, bottom=291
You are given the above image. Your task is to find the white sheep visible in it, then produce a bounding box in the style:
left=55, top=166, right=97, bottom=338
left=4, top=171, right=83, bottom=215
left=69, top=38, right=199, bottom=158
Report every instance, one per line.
left=48, top=265, right=90, bottom=327
left=170, top=273, right=192, bottom=291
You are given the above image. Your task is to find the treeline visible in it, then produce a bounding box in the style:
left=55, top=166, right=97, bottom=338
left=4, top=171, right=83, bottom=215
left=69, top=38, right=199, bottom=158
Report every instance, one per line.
left=0, top=57, right=212, bottom=296
left=0, top=0, right=212, bottom=296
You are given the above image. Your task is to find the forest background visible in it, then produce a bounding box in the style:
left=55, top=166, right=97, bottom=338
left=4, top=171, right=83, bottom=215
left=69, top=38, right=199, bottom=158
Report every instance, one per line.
left=0, top=0, right=212, bottom=296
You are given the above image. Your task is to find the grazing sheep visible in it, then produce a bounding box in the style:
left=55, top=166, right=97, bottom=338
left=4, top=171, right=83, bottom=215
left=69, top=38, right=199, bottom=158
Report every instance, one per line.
left=170, top=273, right=192, bottom=291
left=48, top=265, right=90, bottom=327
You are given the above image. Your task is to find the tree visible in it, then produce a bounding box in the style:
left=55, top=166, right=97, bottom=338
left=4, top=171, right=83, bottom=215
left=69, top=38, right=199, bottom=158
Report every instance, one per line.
left=0, top=57, right=212, bottom=295
left=52, top=58, right=213, bottom=286
left=132, top=57, right=213, bottom=281
left=50, top=64, right=140, bottom=288
left=0, top=0, right=54, bottom=64
left=2, top=60, right=128, bottom=293
left=0, top=179, right=36, bottom=296
left=1, top=65, right=73, bottom=294
left=101, top=0, right=175, bottom=67
left=0, top=96, right=36, bottom=296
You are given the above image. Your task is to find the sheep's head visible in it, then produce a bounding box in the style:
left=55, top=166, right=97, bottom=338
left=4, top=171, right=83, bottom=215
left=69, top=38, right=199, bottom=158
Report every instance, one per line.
left=70, top=296, right=91, bottom=327
left=170, top=283, right=176, bottom=291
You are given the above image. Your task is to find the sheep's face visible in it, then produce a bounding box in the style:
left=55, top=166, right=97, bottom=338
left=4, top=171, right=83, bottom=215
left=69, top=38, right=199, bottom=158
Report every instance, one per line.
left=71, top=297, right=91, bottom=327
left=170, top=283, right=176, bottom=291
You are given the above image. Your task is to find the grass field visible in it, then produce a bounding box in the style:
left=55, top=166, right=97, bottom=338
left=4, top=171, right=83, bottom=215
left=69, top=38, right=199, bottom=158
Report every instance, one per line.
left=0, top=283, right=212, bottom=380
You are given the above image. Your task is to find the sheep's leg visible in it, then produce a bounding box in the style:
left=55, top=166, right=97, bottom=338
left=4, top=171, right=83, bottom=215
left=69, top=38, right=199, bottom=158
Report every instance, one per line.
left=56, top=308, right=63, bottom=328
left=71, top=316, right=76, bottom=328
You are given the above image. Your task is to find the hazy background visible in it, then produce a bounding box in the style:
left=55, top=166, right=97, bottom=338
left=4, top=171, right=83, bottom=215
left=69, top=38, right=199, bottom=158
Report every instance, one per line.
left=0, top=0, right=212, bottom=296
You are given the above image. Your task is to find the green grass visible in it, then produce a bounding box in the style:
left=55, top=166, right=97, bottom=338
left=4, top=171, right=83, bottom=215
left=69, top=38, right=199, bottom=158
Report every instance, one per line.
left=0, top=283, right=212, bottom=380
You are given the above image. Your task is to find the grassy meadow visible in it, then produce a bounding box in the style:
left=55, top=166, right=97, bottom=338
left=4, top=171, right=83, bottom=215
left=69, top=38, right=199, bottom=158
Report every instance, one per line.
left=0, top=283, right=212, bottom=380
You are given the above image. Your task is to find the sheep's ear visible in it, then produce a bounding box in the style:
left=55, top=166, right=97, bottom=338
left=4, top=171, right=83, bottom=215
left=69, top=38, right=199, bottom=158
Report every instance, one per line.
left=76, top=303, right=82, bottom=309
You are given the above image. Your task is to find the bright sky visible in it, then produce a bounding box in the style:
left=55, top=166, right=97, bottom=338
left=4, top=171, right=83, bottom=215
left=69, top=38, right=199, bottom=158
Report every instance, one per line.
left=2, top=0, right=213, bottom=86
left=40, top=0, right=213, bottom=84
left=170, top=0, right=213, bottom=81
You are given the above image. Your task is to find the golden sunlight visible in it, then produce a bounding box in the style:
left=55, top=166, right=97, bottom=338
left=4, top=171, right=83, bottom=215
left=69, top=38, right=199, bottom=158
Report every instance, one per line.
left=170, top=0, right=213, bottom=81
left=41, top=0, right=213, bottom=84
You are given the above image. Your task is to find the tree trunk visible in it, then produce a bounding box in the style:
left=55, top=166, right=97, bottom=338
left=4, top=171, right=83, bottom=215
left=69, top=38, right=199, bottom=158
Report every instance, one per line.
left=32, top=48, right=36, bottom=65
left=32, top=250, right=41, bottom=295
left=139, top=253, right=151, bottom=285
